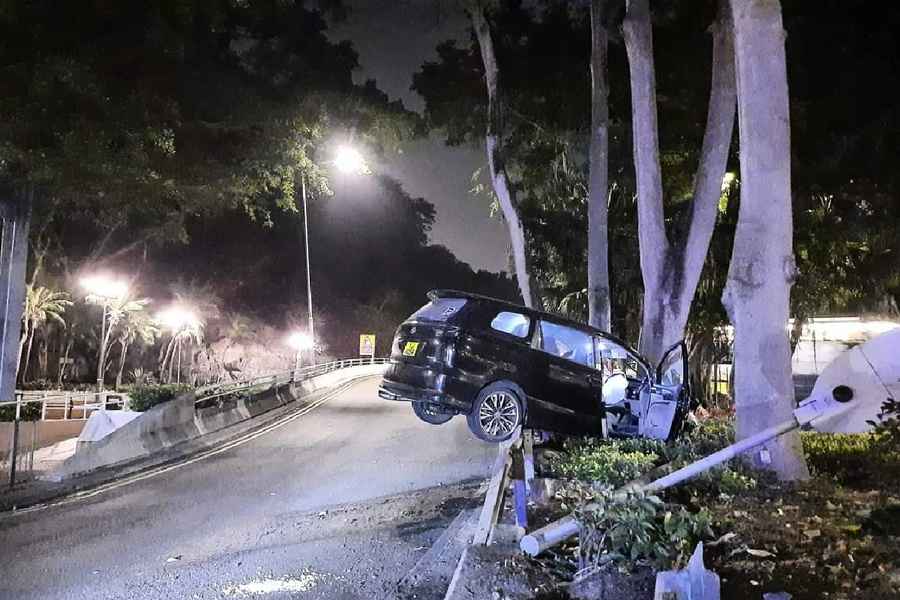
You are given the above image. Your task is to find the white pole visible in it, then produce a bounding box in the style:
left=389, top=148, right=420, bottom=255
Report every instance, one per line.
left=97, top=302, right=108, bottom=391
left=521, top=416, right=801, bottom=557
left=302, top=176, right=315, bottom=366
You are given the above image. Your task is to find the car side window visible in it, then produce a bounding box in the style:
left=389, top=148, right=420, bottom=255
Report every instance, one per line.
left=539, top=321, right=594, bottom=368
left=490, top=311, right=531, bottom=338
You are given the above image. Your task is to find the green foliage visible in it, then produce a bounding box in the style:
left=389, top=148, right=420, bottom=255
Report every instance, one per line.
left=577, top=490, right=714, bottom=571
left=551, top=438, right=663, bottom=488
left=551, top=418, right=756, bottom=496
left=800, top=430, right=899, bottom=484
left=0, top=402, right=42, bottom=422
left=872, top=397, right=900, bottom=453
left=128, top=384, right=193, bottom=412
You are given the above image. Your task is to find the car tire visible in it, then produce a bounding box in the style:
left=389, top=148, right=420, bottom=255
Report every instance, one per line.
left=466, top=382, right=523, bottom=443
left=412, top=401, right=453, bottom=425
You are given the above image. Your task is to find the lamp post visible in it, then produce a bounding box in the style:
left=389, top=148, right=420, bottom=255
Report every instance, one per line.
left=299, top=144, right=368, bottom=367
left=81, top=275, right=129, bottom=391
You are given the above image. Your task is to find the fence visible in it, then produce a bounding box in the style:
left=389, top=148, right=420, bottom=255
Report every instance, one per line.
left=7, top=390, right=129, bottom=421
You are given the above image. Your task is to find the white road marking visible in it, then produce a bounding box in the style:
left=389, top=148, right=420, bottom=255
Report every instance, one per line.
left=2, top=378, right=367, bottom=519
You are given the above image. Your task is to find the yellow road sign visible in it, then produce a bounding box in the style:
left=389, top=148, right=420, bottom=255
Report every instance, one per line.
left=359, top=334, right=376, bottom=356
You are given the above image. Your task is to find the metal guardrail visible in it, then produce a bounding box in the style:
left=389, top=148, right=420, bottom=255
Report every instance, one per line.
left=194, top=357, right=389, bottom=406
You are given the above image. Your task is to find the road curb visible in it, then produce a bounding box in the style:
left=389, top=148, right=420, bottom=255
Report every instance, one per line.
left=398, top=507, right=478, bottom=598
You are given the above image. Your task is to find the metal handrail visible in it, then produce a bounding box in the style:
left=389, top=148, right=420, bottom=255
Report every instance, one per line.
left=193, top=357, right=389, bottom=406
left=0, top=357, right=389, bottom=416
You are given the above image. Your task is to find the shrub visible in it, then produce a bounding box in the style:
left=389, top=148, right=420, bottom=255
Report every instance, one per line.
left=799, top=430, right=897, bottom=483
left=0, top=402, right=42, bottom=422
left=551, top=439, right=662, bottom=487
left=576, top=490, right=713, bottom=571
left=128, top=384, right=193, bottom=412
left=872, top=397, right=900, bottom=452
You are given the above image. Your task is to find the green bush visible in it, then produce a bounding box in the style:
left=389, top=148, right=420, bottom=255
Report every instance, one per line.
left=0, top=402, right=42, bottom=422
left=800, top=431, right=896, bottom=482
left=576, top=490, right=713, bottom=570
left=128, top=384, right=193, bottom=412
left=551, top=439, right=662, bottom=487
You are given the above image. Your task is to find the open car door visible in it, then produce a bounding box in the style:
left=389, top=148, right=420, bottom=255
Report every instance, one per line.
left=638, top=340, right=690, bottom=440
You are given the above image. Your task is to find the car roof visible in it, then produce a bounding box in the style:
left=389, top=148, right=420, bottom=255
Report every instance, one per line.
left=427, top=289, right=645, bottom=358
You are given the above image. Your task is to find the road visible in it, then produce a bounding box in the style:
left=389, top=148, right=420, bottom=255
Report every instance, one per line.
left=0, top=377, right=496, bottom=599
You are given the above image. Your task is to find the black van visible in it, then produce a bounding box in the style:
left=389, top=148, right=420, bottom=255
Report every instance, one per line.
left=378, top=290, right=691, bottom=443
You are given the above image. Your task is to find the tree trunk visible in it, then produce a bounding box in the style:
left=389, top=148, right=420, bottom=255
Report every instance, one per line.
left=116, top=338, right=129, bottom=390
left=16, top=324, right=28, bottom=382
left=469, top=1, right=542, bottom=309
left=623, top=0, right=736, bottom=366
left=723, top=0, right=809, bottom=480
left=38, top=334, right=48, bottom=379
left=58, top=337, right=72, bottom=387
left=22, top=319, right=36, bottom=382
left=587, top=0, right=612, bottom=331
left=160, top=337, right=176, bottom=383
left=623, top=0, right=672, bottom=363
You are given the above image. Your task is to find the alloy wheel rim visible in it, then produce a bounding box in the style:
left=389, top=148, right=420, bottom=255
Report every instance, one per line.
left=479, top=391, right=519, bottom=438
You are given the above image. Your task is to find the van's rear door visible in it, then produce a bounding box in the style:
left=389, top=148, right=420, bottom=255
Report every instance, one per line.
left=390, top=297, right=467, bottom=366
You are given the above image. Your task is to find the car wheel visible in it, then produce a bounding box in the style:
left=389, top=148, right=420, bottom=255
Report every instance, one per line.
left=412, top=401, right=453, bottom=425
left=466, top=382, right=523, bottom=443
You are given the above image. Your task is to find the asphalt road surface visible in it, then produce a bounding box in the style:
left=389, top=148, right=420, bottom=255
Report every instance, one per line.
left=0, top=377, right=496, bottom=600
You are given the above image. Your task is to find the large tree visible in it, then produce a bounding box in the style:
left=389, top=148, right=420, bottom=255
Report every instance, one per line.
left=622, top=0, right=737, bottom=365
left=587, top=0, right=612, bottom=330
left=0, top=1, right=414, bottom=391
left=467, top=0, right=543, bottom=308
left=723, top=0, right=808, bottom=480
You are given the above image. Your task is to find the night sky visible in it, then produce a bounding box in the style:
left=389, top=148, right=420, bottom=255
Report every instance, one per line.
left=329, top=0, right=510, bottom=273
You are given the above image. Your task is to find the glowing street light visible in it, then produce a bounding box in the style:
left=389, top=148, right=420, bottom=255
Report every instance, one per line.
left=287, top=331, right=314, bottom=376
left=157, top=306, right=200, bottom=332
left=297, top=143, right=369, bottom=367
left=81, top=274, right=129, bottom=390
left=333, top=145, right=369, bottom=175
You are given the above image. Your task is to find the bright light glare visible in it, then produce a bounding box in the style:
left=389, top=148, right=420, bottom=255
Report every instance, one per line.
left=157, top=306, right=200, bottom=331
left=80, top=275, right=129, bottom=300
left=333, top=145, right=368, bottom=175
left=287, top=331, right=314, bottom=350
left=721, top=171, right=737, bottom=192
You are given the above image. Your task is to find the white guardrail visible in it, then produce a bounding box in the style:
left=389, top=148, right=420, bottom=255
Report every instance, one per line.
left=0, top=390, right=128, bottom=421
left=193, top=357, right=390, bottom=407
left=0, top=357, right=390, bottom=420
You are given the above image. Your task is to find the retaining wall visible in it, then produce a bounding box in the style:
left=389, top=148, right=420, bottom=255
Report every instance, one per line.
left=52, top=364, right=386, bottom=480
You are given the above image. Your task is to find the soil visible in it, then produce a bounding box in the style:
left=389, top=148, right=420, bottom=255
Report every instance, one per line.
left=520, top=448, right=900, bottom=599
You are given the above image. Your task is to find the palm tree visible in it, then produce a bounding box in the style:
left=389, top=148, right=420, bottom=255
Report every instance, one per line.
left=114, top=308, right=160, bottom=389
left=18, top=286, right=72, bottom=383
left=160, top=319, right=204, bottom=384
left=95, top=295, right=152, bottom=385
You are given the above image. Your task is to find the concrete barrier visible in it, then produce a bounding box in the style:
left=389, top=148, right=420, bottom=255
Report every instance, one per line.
left=52, top=364, right=386, bottom=480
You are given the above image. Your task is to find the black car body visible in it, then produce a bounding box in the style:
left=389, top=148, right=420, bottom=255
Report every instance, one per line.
left=378, top=290, right=691, bottom=443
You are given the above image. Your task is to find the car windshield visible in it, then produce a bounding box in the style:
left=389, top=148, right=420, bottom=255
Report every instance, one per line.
left=409, top=298, right=467, bottom=322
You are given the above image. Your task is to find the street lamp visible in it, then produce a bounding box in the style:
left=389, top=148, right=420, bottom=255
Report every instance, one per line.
left=158, top=306, right=200, bottom=384
left=298, top=144, right=370, bottom=368
left=333, top=145, right=369, bottom=175
left=81, top=274, right=129, bottom=391
left=286, top=331, right=313, bottom=377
